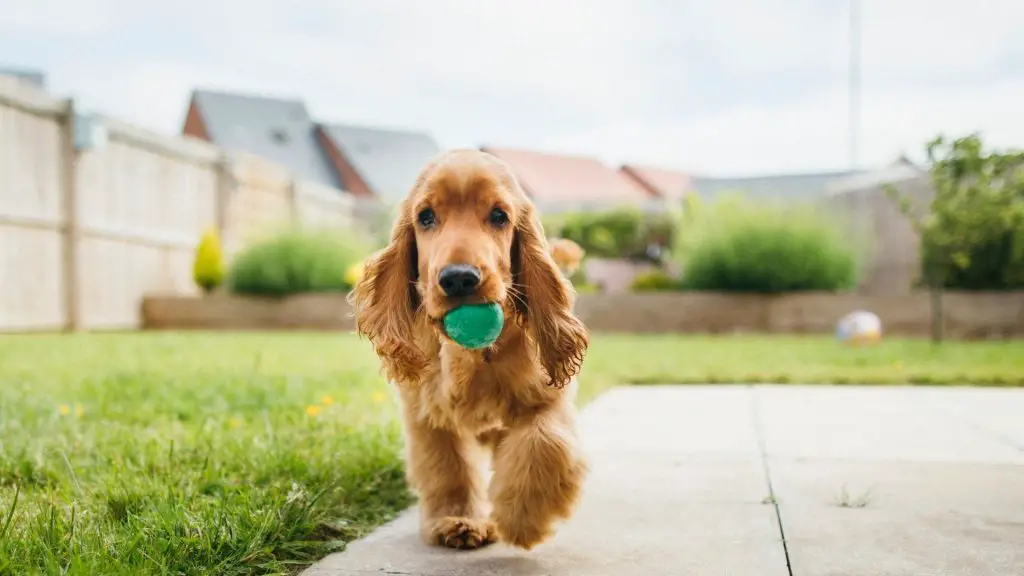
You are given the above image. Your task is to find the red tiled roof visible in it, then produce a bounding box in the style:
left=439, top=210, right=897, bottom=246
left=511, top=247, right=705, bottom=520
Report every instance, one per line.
left=481, top=146, right=651, bottom=204
left=619, top=164, right=692, bottom=199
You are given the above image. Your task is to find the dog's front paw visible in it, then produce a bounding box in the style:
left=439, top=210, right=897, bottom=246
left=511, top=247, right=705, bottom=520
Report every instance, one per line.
left=425, top=516, right=498, bottom=550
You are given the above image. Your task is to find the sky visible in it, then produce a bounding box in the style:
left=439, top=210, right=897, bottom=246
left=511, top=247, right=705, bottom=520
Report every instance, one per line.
left=4, top=0, right=1024, bottom=176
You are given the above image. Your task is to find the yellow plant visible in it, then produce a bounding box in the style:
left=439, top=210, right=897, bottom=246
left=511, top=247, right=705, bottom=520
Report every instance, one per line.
left=193, top=227, right=225, bottom=294
left=344, top=260, right=364, bottom=288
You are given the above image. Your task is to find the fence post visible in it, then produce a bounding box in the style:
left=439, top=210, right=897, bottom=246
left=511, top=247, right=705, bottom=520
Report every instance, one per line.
left=60, top=98, right=81, bottom=332
left=214, top=152, right=235, bottom=253
left=287, top=176, right=301, bottom=226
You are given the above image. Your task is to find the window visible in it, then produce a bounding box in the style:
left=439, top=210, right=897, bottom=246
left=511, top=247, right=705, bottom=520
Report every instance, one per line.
left=270, top=128, right=290, bottom=144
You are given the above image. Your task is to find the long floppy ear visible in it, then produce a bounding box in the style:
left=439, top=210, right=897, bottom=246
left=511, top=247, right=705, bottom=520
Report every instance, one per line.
left=511, top=203, right=589, bottom=388
left=348, top=204, right=423, bottom=384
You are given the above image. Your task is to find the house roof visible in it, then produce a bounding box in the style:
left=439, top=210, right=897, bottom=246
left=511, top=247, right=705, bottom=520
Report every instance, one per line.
left=619, top=164, right=692, bottom=199
left=824, top=158, right=927, bottom=196
left=188, top=89, right=341, bottom=188
left=0, top=66, right=46, bottom=89
left=318, top=123, right=441, bottom=204
left=480, top=146, right=651, bottom=207
left=688, top=169, right=866, bottom=202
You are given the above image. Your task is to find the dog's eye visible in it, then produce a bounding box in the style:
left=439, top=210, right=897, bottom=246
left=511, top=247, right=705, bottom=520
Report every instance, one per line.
left=488, top=207, right=509, bottom=227
left=417, top=208, right=437, bottom=229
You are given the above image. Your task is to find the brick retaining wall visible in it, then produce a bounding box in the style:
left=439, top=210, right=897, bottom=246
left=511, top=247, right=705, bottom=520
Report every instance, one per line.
left=141, top=291, right=1024, bottom=339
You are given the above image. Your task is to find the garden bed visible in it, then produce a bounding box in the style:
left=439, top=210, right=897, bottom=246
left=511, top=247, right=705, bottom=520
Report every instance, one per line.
left=142, top=292, right=356, bottom=331
left=141, top=290, right=1024, bottom=339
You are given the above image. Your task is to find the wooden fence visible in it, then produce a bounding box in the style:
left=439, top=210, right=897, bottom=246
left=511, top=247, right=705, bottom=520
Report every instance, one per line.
left=0, top=76, right=381, bottom=332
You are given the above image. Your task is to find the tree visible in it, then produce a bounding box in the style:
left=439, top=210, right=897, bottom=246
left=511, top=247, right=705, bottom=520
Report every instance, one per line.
left=887, top=133, right=1024, bottom=342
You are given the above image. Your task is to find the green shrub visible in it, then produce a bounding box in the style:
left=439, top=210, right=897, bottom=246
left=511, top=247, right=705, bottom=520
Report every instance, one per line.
left=548, top=208, right=677, bottom=262
left=675, top=196, right=860, bottom=293
left=630, top=269, right=679, bottom=291
left=226, top=228, right=373, bottom=296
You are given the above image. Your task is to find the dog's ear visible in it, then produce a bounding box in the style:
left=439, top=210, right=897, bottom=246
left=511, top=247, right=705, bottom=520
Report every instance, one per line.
left=511, top=202, right=589, bottom=389
left=349, top=202, right=423, bottom=384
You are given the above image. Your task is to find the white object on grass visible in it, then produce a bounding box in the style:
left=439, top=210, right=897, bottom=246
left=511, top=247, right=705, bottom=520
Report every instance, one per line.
left=836, top=310, right=883, bottom=346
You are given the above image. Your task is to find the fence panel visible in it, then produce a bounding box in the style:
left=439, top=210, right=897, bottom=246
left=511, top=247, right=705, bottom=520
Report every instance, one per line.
left=75, top=120, right=221, bottom=328
left=1, top=75, right=383, bottom=331
left=0, top=78, right=68, bottom=330
left=295, top=180, right=355, bottom=230
left=221, top=152, right=293, bottom=258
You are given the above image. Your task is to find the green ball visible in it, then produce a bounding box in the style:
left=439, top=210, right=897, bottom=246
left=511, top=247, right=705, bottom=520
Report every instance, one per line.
left=443, top=303, right=504, bottom=349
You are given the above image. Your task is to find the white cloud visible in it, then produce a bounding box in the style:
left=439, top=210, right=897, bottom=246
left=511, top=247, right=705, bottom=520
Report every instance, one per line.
left=548, top=76, right=1024, bottom=175
left=0, top=0, right=121, bottom=37
left=5, top=0, right=1024, bottom=176
left=680, top=0, right=1024, bottom=78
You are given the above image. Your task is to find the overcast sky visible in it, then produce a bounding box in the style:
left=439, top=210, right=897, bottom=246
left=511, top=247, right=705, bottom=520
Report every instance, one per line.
left=4, top=0, right=1023, bottom=176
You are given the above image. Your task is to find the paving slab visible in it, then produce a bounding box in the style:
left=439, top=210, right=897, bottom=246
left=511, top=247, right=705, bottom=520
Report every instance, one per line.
left=755, top=385, right=1024, bottom=576
left=768, top=459, right=1024, bottom=576
left=753, top=385, right=1024, bottom=464
left=917, top=387, right=1024, bottom=450
left=305, top=386, right=789, bottom=576
left=305, top=385, right=1024, bottom=576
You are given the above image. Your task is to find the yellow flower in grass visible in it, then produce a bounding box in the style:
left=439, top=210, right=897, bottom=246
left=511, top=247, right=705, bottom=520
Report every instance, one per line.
left=321, top=395, right=334, bottom=405
left=229, top=416, right=244, bottom=429
left=306, top=405, right=323, bottom=417
left=372, top=391, right=388, bottom=404
left=60, top=403, right=85, bottom=417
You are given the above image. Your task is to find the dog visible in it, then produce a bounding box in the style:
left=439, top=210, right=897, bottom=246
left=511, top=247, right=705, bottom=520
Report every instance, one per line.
left=549, top=237, right=585, bottom=278
left=349, top=149, right=590, bottom=551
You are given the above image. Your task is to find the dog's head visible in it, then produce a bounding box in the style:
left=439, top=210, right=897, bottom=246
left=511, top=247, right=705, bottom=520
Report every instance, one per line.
left=349, top=149, right=588, bottom=388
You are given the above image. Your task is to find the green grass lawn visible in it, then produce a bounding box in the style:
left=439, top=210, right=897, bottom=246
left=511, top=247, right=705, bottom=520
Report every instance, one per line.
left=1, top=332, right=1022, bottom=575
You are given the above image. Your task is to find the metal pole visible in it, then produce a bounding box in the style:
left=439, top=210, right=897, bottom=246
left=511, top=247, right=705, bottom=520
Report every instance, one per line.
left=848, top=0, right=860, bottom=170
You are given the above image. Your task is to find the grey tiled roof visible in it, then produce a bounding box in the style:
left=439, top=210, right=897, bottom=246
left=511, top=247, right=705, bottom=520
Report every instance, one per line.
left=191, top=89, right=341, bottom=188
left=319, top=123, right=441, bottom=203
left=0, top=66, right=46, bottom=89
left=689, top=170, right=866, bottom=202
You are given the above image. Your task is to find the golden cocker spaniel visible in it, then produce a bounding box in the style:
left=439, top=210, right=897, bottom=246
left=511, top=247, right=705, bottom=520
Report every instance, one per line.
left=349, top=149, right=590, bottom=551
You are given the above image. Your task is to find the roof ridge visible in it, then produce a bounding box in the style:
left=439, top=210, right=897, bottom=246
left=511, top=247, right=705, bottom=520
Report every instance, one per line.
left=620, top=162, right=690, bottom=173
left=479, top=145, right=610, bottom=165
left=192, top=87, right=307, bottom=106
left=319, top=121, right=437, bottom=139
left=691, top=168, right=865, bottom=180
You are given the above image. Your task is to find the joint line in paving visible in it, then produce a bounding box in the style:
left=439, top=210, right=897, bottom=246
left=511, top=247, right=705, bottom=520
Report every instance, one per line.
left=747, top=385, right=793, bottom=576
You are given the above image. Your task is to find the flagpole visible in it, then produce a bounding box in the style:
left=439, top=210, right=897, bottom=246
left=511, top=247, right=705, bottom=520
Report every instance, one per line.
left=849, top=0, right=861, bottom=170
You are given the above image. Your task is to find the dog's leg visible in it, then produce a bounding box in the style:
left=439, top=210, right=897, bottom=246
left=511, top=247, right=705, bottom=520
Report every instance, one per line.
left=404, top=417, right=496, bottom=550
left=488, top=401, right=588, bottom=549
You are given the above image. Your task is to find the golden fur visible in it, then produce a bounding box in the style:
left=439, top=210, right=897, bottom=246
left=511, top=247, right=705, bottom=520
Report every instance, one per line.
left=349, top=149, right=590, bottom=550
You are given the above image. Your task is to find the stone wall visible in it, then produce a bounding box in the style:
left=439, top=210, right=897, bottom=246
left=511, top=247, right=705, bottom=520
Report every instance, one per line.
left=574, top=291, right=1024, bottom=339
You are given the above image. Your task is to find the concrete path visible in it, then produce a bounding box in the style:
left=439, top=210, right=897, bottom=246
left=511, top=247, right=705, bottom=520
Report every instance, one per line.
left=304, top=385, right=1024, bottom=576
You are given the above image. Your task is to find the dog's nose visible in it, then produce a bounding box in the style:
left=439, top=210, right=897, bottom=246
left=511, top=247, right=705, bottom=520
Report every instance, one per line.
left=438, top=264, right=482, bottom=298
